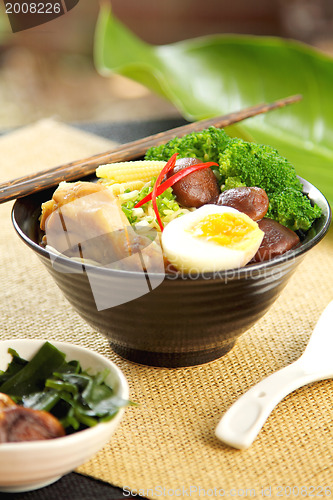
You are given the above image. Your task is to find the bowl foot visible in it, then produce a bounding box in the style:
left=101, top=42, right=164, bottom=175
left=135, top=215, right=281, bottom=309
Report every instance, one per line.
left=0, top=475, right=62, bottom=493
left=109, top=341, right=236, bottom=367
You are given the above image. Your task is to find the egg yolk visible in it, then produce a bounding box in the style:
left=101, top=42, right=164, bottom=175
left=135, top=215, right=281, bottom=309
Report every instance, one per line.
left=189, top=212, right=257, bottom=247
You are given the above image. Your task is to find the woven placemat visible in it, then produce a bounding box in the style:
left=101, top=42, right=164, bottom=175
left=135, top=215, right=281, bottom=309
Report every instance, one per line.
left=1, top=120, right=333, bottom=497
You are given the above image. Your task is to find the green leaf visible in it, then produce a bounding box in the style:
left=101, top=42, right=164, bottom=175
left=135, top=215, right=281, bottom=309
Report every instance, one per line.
left=95, top=4, right=333, bottom=205
left=22, top=390, right=61, bottom=412
left=0, top=342, right=66, bottom=397
left=0, top=348, right=28, bottom=385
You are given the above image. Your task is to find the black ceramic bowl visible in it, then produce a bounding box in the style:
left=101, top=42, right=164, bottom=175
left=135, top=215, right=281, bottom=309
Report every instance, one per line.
left=12, top=177, right=331, bottom=367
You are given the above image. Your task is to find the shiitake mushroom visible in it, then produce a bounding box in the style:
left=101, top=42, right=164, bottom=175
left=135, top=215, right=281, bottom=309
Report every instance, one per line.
left=214, top=186, right=269, bottom=221
left=0, top=395, right=65, bottom=443
left=166, top=157, right=220, bottom=208
left=252, top=218, right=300, bottom=262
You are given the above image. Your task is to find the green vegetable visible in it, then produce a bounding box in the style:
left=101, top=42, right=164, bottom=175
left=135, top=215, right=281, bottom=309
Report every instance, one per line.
left=122, top=176, right=182, bottom=225
left=145, top=126, right=230, bottom=164
left=0, top=348, right=28, bottom=385
left=0, top=342, right=128, bottom=433
left=218, top=138, right=303, bottom=195
left=145, top=128, right=322, bottom=231
left=0, top=342, right=66, bottom=397
left=95, top=5, right=333, bottom=206
left=267, top=188, right=322, bottom=232
left=121, top=182, right=152, bottom=224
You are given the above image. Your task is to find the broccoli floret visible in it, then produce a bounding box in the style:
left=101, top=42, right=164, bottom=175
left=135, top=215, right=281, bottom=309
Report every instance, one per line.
left=223, top=177, right=246, bottom=191
left=267, top=188, right=322, bottom=231
left=219, top=138, right=303, bottom=196
left=145, top=126, right=231, bottom=163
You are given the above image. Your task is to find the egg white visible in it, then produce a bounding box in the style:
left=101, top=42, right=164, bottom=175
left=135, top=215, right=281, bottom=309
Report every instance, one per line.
left=162, top=204, right=264, bottom=274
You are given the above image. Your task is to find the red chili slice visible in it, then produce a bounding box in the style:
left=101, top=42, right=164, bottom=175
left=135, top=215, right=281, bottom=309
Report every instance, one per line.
left=150, top=153, right=178, bottom=231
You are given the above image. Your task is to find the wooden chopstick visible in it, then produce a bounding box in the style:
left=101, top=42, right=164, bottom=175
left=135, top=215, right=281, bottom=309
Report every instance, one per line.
left=0, top=94, right=302, bottom=204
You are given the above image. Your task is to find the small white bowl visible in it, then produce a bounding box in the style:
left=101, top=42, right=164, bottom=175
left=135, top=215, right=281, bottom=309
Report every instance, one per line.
left=0, top=339, right=129, bottom=493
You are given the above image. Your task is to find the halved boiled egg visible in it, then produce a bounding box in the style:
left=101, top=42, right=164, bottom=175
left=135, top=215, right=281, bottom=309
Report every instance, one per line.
left=161, top=205, right=264, bottom=273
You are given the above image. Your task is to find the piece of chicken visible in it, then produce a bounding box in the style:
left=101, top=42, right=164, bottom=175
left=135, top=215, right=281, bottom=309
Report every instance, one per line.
left=40, top=181, right=164, bottom=272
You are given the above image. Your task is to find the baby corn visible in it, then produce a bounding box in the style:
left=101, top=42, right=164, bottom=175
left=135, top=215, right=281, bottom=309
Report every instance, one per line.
left=96, top=161, right=166, bottom=184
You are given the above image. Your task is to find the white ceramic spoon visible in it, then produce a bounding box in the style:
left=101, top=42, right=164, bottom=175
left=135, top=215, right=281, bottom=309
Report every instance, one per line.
left=215, top=300, right=333, bottom=450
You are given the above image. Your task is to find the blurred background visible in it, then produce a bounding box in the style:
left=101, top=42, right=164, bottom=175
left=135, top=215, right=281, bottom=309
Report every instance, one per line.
left=0, top=0, right=332, bottom=130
